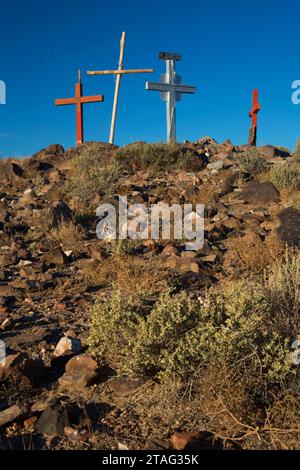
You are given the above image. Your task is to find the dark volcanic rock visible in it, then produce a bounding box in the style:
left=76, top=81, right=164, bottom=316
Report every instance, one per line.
left=49, top=201, right=73, bottom=228
left=109, top=375, right=145, bottom=397
left=37, top=406, right=69, bottom=436
left=277, top=207, right=300, bottom=246
left=32, top=144, right=65, bottom=160
left=240, top=181, right=279, bottom=205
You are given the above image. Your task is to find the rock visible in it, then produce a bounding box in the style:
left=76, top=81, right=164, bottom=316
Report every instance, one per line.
left=49, top=201, right=73, bottom=228
left=11, top=162, right=24, bottom=177
left=239, top=181, right=279, bottom=205
left=166, top=255, right=200, bottom=274
left=109, top=375, right=145, bottom=397
left=258, top=145, right=290, bottom=159
left=0, top=404, right=23, bottom=427
left=201, top=254, right=217, bottom=263
left=161, top=244, right=179, bottom=257
left=88, top=242, right=106, bottom=261
left=170, top=431, right=222, bottom=450
left=0, top=284, right=15, bottom=297
left=41, top=247, right=67, bottom=267
left=5, top=329, right=47, bottom=349
left=59, top=354, right=98, bottom=389
left=53, top=336, right=81, bottom=358
left=0, top=352, right=45, bottom=385
left=207, top=160, right=225, bottom=171
left=23, top=416, right=38, bottom=430
left=36, top=406, right=69, bottom=436
left=0, top=252, right=17, bottom=267
left=32, top=144, right=65, bottom=160
left=276, top=207, right=300, bottom=246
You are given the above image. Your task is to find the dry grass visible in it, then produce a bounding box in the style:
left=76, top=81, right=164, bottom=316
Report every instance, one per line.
left=226, top=231, right=285, bottom=274
left=79, top=254, right=171, bottom=295
left=49, top=219, right=86, bottom=254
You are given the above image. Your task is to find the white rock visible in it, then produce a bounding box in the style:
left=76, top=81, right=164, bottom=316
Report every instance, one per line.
left=53, top=336, right=81, bottom=358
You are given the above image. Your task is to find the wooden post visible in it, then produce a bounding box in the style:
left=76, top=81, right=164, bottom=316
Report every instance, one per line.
left=109, top=32, right=126, bottom=145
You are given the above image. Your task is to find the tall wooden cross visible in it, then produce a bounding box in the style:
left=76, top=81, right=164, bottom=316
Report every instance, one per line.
left=145, top=52, right=196, bottom=143
left=87, top=32, right=154, bottom=145
left=55, top=70, right=104, bottom=145
left=248, top=89, right=261, bottom=146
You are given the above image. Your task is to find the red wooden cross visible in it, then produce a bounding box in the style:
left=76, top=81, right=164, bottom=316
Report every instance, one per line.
left=55, top=71, right=104, bottom=145
left=248, top=89, right=261, bottom=146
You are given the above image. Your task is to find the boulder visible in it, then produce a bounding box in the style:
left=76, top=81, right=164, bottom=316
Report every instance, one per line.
left=276, top=207, right=300, bottom=246
left=240, top=181, right=279, bottom=205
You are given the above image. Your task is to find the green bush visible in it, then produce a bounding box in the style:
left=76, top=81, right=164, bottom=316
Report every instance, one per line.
left=269, top=163, right=300, bottom=190
left=89, top=252, right=299, bottom=386
left=234, top=149, right=270, bottom=176
left=65, top=143, right=121, bottom=203
left=115, top=143, right=201, bottom=174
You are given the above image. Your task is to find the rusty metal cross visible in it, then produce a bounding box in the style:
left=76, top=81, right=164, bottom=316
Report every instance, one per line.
left=87, top=32, right=153, bottom=145
left=248, top=89, right=261, bottom=146
left=55, top=71, right=104, bottom=145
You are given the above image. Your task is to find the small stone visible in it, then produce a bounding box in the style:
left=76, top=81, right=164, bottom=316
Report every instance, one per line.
left=170, top=431, right=222, bottom=450
left=53, top=336, right=81, bottom=358
left=201, top=254, right=217, bottom=263
left=23, top=416, right=38, bottom=429
left=59, top=354, right=98, bottom=389
left=36, top=406, right=69, bottom=436
left=109, top=375, right=145, bottom=397
left=41, top=247, right=67, bottom=267
left=162, top=244, right=179, bottom=256
left=207, top=160, right=224, bottom=171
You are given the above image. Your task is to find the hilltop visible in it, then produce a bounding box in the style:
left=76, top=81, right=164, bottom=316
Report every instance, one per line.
left=0, top=138, right=300, bottom=450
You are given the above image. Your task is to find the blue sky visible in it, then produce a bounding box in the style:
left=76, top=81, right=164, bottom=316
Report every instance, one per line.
left=1, top=0, right=300, bottom=157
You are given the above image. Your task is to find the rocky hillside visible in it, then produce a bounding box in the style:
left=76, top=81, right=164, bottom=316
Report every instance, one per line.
left=0, top=138, right=300, bottom=450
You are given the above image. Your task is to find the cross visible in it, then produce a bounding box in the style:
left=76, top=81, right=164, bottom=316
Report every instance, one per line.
left=145, top=52, right=196, bottom=143
left=55, top=70, right=104, bottom=145
left=248, top=89, right=261, bottom=146
left=87, top=32, right=154, bottom=145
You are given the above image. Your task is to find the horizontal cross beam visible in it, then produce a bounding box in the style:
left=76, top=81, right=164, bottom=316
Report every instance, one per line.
left=87, top=69, right=153, bottom=76
left=146, top=82, right=196, bottom=94
left=55, top=95, right=104, bottom=106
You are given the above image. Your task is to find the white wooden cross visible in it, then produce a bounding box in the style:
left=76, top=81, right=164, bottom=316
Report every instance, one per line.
left=87, top=32, right=153, bottom=145
left=145, top=52, right=196, bottom=143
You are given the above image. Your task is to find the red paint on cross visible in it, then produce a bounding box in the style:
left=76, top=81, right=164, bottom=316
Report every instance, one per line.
left=55, top=71, right=104, bottom=145
left=248, top=89, right=261, bottom=146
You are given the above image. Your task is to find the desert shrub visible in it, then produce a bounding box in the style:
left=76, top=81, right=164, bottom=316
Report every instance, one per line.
left=115, top=143, right=199, bottom=174
left=234, top=149, right=270, bottom=176
left=269, top=163, right=300, bottom=190
left=65, top=143, right=121, bottom=204
left=89, top=254, right=298, bottom=386
left=293, top=139, right=300, bottom=161
left=49, top=219, right=86, bottom=254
